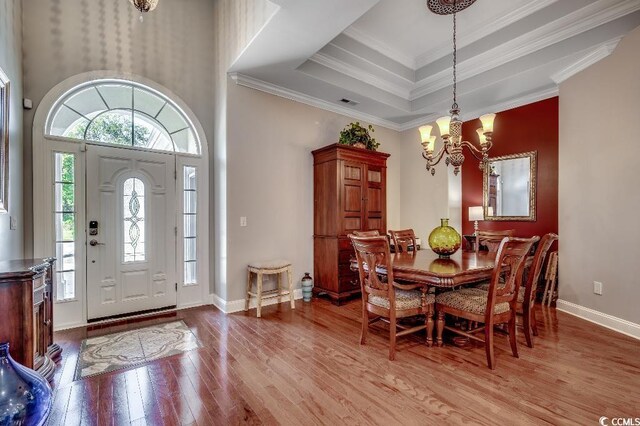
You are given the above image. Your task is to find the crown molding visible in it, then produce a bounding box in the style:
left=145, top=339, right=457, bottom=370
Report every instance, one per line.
left=230, top=73, right=558, bottom=133
left=342, top=26, right=416, bottom=69
left=550, top=37, right=621, bottom=84
left=308, top=52, right=412, bottom=99
left=397, top=86, right=559, bottom=132
left=229, top=73, right=404, bottom=131
left=415, top=0, right=558, bottom=68
left=410, top=0, right=640, bottom=100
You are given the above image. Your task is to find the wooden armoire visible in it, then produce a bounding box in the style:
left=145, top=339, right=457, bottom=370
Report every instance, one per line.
left=312, top=144, right=389, bottom=304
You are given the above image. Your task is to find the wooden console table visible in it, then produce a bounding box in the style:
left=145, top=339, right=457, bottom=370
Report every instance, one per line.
left=0, top=258, right=61, bottom=381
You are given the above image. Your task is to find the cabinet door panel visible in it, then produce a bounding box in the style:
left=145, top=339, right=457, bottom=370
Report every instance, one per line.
left=367, top=187, right=382, bottom=214
left=344, top=184, right=363, bottom=212
left=364, top=165, right=386, bottom=232
left=340, top=162, right=365, bottom=235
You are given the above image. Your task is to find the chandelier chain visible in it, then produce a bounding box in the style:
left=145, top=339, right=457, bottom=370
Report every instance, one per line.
left=452, top=0, right=458, bottom=110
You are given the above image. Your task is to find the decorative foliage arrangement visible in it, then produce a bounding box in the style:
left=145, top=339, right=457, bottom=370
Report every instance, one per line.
left=338, top=122, right=379, bottom=151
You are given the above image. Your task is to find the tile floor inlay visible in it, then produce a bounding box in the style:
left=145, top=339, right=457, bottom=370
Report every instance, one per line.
left=75, top=320, right=201, bottom=379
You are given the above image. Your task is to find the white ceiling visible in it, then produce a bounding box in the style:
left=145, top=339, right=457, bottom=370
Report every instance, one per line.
left=346, top=0, right=533, bottom=68
left=230, top=0, right=640, bottom=131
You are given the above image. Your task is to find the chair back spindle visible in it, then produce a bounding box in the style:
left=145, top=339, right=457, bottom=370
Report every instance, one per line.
left=353, top=230, right=380, bottom=237
left=523, top=233, right=559, bottom=306
left=350, top=236, right=395, bottom=307
left=485, top=237, right=539, bottom=317
left=389, top=229, right=417, bottom=253
left=476, top=230, right=515, bottom=253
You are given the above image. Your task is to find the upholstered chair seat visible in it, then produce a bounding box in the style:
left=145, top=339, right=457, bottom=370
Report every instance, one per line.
left=436, top=289, right=510, bottom=316
left=369, top=290, right=435, bottom=311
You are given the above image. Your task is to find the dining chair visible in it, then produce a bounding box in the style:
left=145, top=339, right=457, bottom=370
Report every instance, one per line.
left=475, top=230, right=515, bottom=253
left=389, top=229, right=417, bottom=253
left=435, top=236, right=539, bottom=369
left=352, top=230, right=380, bottom=237
left=474, top=233, right=558, bottom=348
left=349, top=235, right=435, bottom=360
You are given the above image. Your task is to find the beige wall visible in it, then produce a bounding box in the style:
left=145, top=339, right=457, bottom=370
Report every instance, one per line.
left=22, top=0, right=216, bottom=255
left=213, top=0, right=279, bottom=299
left=399, top=126, right=461, bottom=244
left=224, top=80, right=403, bottom=301
left=0, top=0, right=23, bottom=260
left=559, top=25, right=640, bottom=324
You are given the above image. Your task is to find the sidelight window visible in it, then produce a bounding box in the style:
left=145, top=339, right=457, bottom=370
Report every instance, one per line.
left=123, top=177, right=146, bottom=263
left=183, top=166, right=197, bottom=285
left=54, top=152, right=76, bottom=301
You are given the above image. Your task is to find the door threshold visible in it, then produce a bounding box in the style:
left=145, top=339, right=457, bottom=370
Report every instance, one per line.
left=86, top=306, right=177, bottom=328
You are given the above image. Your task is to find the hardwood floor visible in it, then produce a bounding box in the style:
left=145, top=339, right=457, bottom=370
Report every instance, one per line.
left=49, top=299, right=640, bottom=425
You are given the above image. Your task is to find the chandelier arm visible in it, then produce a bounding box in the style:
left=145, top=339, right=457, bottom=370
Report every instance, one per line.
left=429, top=145, right=449, bottom=167
left=460, top=140, right=486, bottom=161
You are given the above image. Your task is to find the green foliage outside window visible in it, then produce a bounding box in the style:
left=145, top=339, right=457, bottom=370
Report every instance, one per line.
left=65, top=112, right=152, bottom=147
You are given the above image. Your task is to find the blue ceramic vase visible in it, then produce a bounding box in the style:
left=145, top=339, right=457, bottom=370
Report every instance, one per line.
left=0, top=342, right=52, bottom=426
left=301, top=273, right=314, bottom=302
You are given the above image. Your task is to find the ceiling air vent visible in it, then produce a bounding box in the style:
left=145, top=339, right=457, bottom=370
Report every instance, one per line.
left=339, top=98, right=359, bottom=106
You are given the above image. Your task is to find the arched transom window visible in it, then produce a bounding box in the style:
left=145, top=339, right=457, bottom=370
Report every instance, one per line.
left=46, top=80, right=200, bottom=155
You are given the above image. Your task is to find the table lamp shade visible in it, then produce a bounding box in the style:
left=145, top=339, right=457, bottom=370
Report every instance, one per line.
left=468, top=206, right=484, bottom=221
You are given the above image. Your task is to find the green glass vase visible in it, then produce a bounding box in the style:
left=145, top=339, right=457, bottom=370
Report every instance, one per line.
left=428, top=218, right=461, bottom=258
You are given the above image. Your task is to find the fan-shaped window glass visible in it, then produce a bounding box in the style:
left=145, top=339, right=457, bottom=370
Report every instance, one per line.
left=47, top=80, right=200, bottom=155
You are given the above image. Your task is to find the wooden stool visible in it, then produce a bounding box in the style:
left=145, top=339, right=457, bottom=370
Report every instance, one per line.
left=245, top=260, right=294, bottom=317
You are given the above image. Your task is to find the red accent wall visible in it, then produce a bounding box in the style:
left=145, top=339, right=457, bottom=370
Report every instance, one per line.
left=461, top=97, right=558, bottom=239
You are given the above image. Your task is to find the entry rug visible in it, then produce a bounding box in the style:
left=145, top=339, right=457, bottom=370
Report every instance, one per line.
left=75, top=320, right=201, bottom=380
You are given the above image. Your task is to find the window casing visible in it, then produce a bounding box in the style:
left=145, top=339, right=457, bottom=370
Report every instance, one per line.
left=54, top=152, right=76, bottom=301
left=183, top=166, right=197, bottom=285
left=47, top=81, right=200, bottom=155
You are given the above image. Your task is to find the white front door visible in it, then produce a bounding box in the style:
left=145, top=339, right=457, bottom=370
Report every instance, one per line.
left=86, top=145, right=177, bottom=320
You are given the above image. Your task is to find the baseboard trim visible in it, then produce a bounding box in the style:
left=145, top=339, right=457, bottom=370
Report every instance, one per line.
left=556, top=299, right=640, bottom=340
left=54, top=301, right=210, bottom=332
left=210, top=289, right=303, bottom=314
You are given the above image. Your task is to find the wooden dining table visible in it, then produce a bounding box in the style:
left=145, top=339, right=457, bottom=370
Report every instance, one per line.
left=351, top=249, right=500, bottom=289
left=388, top=250, right=499, bottom=288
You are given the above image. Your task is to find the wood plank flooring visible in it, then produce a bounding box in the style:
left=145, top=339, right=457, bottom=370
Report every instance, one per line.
left=49, top=299, right=640, bottom=425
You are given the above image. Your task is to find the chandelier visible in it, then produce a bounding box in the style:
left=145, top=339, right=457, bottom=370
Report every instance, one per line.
left=419, top=0, right=496, bottom=176
left=130, top=0, right=159, bottom=21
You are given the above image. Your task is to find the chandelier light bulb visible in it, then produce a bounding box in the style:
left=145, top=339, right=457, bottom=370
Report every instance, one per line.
left=436, top=116, right=451, bottom=137
left=476, top=128, right=487, bottom=145
left=479, top=113, right=496, bottom=133
left=418, top=125, right=433, bottom=143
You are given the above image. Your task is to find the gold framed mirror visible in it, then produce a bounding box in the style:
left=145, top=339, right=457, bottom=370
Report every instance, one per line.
left=483, top=151, right=536, bottom=221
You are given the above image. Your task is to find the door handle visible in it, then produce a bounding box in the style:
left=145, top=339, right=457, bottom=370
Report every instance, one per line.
left=89, top=239, right=105, bottom=246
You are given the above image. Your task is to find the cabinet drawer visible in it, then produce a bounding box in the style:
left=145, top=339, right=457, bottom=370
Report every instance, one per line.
left=339, top=238, right=354, bottom=251
left=339, top=275, right=360, bottom=292
left=339, top=249, right=356, bottom=264
left=33, top=275, right=45, bottom=305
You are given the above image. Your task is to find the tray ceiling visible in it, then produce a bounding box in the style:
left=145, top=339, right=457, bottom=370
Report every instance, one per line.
left=230, top=0, right=640, bottom=131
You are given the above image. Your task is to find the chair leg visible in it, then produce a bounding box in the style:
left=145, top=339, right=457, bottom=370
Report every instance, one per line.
left=426, top=305, right=434, bottom=347
left=523, top=303, right=533, bottom=348
left=485, top=322, right=495, bottom=370
left=256, top=272, right=263, bottom=318
left=531, top=306, right=539, bottom=336
left=508, top=313, right=519, bottom=358
left=389, top=313, right=397, bottom=361
left=288, top=267, right=295, bottom=309
left=436, top=310, right=445, bottom=347
left=245, top=270, right=252, bottom=311
left=360, top=305, right=368, bottom=345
